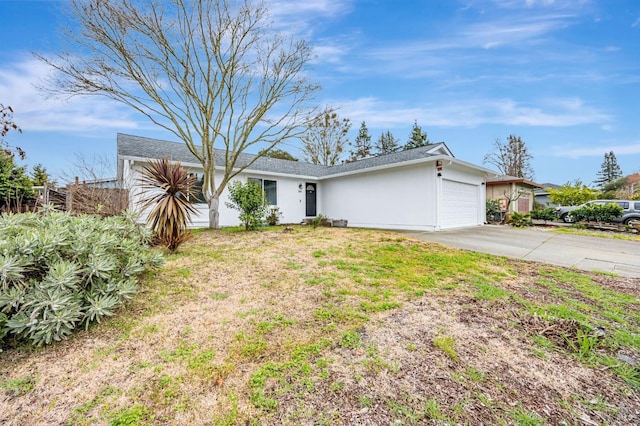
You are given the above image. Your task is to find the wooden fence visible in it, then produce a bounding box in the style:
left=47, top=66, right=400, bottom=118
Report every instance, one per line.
left=43, top=183, right=129, bottom=216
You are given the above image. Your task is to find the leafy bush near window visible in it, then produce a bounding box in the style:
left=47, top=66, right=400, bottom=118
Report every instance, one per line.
left=225, top=181, right=269, bottom=230
left=507, top=212, right=532, bottom=227
left=570, top=203, right=623, bottom=223
left=0, top=209, right=163, bottom=348
left=530, top=207, right=556, bottom=223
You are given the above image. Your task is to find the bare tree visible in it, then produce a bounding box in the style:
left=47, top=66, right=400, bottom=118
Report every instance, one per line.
left=301, top=107, right=351, bottom=166
left=483, top=134, right=534, bottom=180
left=38, top=0, right=318, bottom=228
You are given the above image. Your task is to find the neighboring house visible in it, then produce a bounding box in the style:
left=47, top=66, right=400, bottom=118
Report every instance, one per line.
left=534, top=183, right=560, bottom=208
left=117, top=134, right=499, bottom=231
left=486, top=176, right=543, bottom=214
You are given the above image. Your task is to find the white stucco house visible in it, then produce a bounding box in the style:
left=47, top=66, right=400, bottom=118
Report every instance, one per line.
left=117, top=133, right=499, bottom=231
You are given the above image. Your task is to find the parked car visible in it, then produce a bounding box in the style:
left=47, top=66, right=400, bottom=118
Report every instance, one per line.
left=556, top=200, right=640, bottom=224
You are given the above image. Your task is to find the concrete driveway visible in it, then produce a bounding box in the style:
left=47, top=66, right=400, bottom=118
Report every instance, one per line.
left=405, top=225, right=640, bottom=278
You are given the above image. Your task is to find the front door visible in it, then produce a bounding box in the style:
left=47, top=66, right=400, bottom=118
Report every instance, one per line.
left=305, top=183, right=317, bottom=217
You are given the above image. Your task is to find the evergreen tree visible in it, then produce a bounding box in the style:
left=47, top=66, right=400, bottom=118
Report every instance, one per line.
left=257, top=148, right=298, bottom=161
left=31, top=163, right=54, bottom=186
left=404, top=120, right=430, bottom=150
left=0, top=143, right=33, bottom=211
left=348, top=121, right=373, bottom=162
left=375, top=130, right=400, bottom=156
left=594, top=151, right=623, bottom=189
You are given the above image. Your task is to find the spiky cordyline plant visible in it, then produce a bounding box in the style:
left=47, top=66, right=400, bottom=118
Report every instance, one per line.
left=137, top=157, right=198, bottom=251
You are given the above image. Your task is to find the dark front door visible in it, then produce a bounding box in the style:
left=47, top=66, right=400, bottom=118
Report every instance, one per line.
left=305, top=183, right=317, bottom=217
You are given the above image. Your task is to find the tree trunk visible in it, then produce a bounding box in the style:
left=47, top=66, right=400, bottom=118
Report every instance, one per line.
left=208, top=194, right=220, bottom=229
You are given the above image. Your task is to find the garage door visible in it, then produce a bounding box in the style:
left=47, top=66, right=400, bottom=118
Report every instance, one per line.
left=441, top=180, right=480, bottom=228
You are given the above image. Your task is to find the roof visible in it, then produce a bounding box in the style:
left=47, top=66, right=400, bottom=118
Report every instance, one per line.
left=117, top=133, right=495, bottom=179
left=486, top=175, right=543, bottom=188
left=534, top=182, right=561, bottom=195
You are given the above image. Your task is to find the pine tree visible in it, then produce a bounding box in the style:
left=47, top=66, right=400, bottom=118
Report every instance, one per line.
left=32, top=163, right=53, bottom=186
left=404, top=120, right=430, bottom=150
left=348, top=121, right=373, bottom=162
left=375, top=130, right=400, bottom=156
left=594, top=151, right=623, bottom=189
left=0, top=142, right=33, bottom=211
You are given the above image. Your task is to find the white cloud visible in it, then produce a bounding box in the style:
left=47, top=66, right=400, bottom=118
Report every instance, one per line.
left=311, top=36, right=356, bottom=65
left=337, top=96, right=610, bottom=129
left=0, top=57, right=145, bottom=133
left=551, top=143, right=640, bottom=159
left=268, top=0, right=353, bottom=33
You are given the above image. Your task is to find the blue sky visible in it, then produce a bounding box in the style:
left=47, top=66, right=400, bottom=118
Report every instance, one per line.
left=1, top=0, right=639, bottom=185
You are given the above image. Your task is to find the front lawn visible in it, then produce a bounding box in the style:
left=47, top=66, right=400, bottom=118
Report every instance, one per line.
left=1, top=227, right=639, bottom=425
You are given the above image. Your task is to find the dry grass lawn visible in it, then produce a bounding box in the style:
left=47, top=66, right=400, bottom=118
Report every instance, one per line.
left=1, top=226, right=639, bottom=425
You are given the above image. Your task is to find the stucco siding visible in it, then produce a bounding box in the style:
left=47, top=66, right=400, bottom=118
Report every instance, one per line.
left=320, top=163, right=437, bottom=231
left=124, top=161, right=313, bottom=228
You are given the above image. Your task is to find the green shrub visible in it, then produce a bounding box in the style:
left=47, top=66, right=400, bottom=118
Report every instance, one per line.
left=530, top=207, right=556, bottom=223
left=486, top=199, right=502, bottom=223
left=570, top=203, right=623, bottom=223
left=547, top=180, right=600, bottom=206
left=225, top=181, right=269, bottom=230
left=311, top=214, right=330, bottom=229
left=0, top=209, right=163, bottom=348
left=507, top=212, right=532, bottom=227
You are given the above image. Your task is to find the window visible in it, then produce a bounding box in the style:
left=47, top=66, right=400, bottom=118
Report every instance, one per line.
left=617, top=202, right=629, bottom=209
left=635, top=202, right=640, bottom=210
left=188, top=173, right=207, bottom=204
left=248, top=178, right=277, bottom=205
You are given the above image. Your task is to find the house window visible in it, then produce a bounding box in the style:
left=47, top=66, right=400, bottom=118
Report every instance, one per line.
left=248, top=177, right=277, bottom=205
left=188, top=173, right=207, bottom=204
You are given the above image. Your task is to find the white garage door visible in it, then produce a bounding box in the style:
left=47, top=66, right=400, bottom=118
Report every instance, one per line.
left=441, top=180, right=480, bottom=228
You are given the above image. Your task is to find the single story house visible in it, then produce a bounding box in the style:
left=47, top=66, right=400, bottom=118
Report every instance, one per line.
left=485, top=176, right=543, bottom=213
left=117, top=133, right=499, bottom=231
left=534, top=183, right=560, bottom=208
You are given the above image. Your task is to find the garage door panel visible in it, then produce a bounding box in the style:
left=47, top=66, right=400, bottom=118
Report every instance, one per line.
left=442, top=180, right=479, bottom=228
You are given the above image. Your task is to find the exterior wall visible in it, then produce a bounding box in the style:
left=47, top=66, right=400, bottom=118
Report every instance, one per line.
left=123, top=160, right=314, bottom=228
left=486, top=183, right=536, bottom=213
left=535, top=193, right=554, bottom=208
left=121, top=155, right=490, bottom=232
left=320, top=163, right=437, bottom=231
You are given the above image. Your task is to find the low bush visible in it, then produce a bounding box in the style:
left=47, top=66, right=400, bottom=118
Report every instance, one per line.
left=486, top=199, right=502, bottom=223
left=507, top=212, right=533, bottom=227
left=530, top=207, right=557, bottom=223
left=570, top=203, right=623, bottom=223
left=265, top=207, right=282, bottom=226
left=0, top=209, right=163, bottom=348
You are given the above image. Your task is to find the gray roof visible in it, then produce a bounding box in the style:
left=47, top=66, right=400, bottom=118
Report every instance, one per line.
left=117, top=133, right=455, bottom=179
